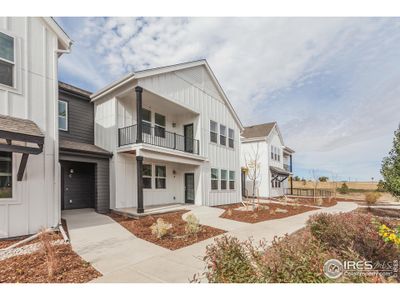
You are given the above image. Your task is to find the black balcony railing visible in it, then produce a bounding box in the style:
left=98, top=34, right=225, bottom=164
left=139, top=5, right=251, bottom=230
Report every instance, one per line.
left=118, top=124, right=200, bottom=155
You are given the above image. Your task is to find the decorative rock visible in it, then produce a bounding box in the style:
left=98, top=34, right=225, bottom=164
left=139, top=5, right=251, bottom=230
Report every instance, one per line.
left=0, top=239, right=66, bottom=261
left=275, top=208, right=288, bottom=214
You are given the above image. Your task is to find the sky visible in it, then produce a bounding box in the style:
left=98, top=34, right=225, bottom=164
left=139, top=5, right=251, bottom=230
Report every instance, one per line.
left=56, top=17, right=400, bottom=181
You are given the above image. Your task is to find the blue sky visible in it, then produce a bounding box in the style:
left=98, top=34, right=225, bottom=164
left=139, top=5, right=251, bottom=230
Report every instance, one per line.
left=56, top=17, right=400, bottom=181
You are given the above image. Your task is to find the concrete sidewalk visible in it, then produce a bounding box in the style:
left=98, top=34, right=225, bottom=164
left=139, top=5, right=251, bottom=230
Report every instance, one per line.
left=83, top=202, right=357, bottom=283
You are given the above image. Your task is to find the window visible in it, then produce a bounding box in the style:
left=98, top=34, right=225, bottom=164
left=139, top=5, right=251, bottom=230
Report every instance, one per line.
left=228, top=128, right=234, bottom=148
left=143, top=164, right=152, bottom=189
left=0, top=152, right=12, bottom=198
left=155, top=165, right=166, bottom=189
left=155, top=113, right=166, bottom=138
left=220, top=125, right=226, bottom=146
left=210, top=120, right=218, bottom=143
left=0, top=32, right=14, bottom=87
left=220, top=169, right=227, bottom=190
left=58, top=100, right=68, bottom=131
left=272, top=178, right=281, bottom=188
left=211, top=168, right=218, bottom=190
left=142, top=108, right=151, bottom=135
left=229, top=171, right=235, bottom=190
left=271, top=145, right=274, bottom=160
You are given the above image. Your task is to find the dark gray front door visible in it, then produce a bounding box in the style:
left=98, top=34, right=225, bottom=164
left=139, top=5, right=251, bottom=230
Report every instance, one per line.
left=61, top=161, right=95, bottom=210
left=184, top=173, right=195, bottom=204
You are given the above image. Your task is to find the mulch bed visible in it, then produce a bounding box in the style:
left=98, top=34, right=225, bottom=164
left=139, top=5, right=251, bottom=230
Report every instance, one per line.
left=218, top=203, right=319, bottom=223
left=109, top=210, right=226, bottom=250
left=287, top=197, right=338, bottom=207
left=0, top=236, right=101, bottom=283
left=0, top=236, right=30, bottom=250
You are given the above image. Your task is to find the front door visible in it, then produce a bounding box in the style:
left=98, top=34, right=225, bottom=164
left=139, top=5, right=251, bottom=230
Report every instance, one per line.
left=184, top=173, right=195, bottom=204
left=184, top=124, right=194, bottom=153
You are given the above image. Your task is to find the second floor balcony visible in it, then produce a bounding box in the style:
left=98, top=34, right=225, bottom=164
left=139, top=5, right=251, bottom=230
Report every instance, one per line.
left=118, top=124, right=200, bottom=155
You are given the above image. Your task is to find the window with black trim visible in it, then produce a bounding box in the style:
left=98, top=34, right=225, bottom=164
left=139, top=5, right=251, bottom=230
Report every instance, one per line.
left=155, top=165, right=166, bottom=189
left=229, top=171, right=235, bottom=190
left=143, top=164, right=152, bottom=189
left=228, top=128, right=234, bottom=148
left=142, top=108, right=151, bottom=135
left=220, top=169, right=227, bottom=190
left=211, top=168, right=218, bottom=190
left=58, top=100, right=68, bottom=131
left=210, top=120, right=218, bottom=143
left=154, top=113, right=166, bottom=138
left=0, top=151, right=12, bottom=198
left=0, top=32, right=14, bottom=87
left=220, top=124, right=226, bottom=146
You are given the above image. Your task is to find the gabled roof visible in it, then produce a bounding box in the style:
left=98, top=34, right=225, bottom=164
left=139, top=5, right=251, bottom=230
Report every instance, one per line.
left=91, top=59, right=243, bottom=130
left=42, top=17, right=72, bottom=51
left=241, top=122, right=276, bottom=139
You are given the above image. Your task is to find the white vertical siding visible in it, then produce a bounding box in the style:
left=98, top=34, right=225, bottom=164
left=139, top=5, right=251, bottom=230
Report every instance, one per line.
left=0, top=17, right=60, bottom=238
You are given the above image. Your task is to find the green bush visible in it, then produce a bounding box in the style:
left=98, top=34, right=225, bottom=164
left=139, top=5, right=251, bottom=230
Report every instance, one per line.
left=337, top=182, right=349, bottom=194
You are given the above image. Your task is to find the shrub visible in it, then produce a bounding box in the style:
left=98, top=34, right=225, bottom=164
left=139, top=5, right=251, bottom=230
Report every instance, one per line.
left=150, top=218, right=172, bottom=239
left=365, top=192, right=380, bottom=206
left=185, top=213, right=201, bottom=236
left=338, top=183, right=349, bottom=194
left=376, top=180, right=386, bottom=192
left=307, top=213, right=399, bottom=263
left=315, top=197, right=323, bottom=206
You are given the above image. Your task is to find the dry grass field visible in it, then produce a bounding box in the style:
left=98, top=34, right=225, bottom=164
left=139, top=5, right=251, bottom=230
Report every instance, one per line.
left=292, top=181, right=378, bottom=191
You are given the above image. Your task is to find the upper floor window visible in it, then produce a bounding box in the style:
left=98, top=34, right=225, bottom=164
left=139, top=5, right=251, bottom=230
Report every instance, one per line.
left=0, top=151, right=12, bottom=198
left=220, top=169, right=227, bottom=190
left=0, top=32, right=14, bottom=87
left=58, top=100, right=68, bottom=131
left=211, top=168, right=219, bottom=190
left=210, top=120, right=218, bottom=143
left=228, top=128, right=234, bottom=148
left=142, top=108, right=151, bottom=135
left=220, top=124, right=226, bottom=146
left=271, top=145, right=281, bottom=162
left=154, top=113, right=166, bottom=138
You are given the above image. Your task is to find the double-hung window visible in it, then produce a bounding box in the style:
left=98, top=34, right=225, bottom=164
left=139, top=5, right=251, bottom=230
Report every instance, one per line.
left=143, top=164, right=152, bottom=189
left=220, top=124, right=226, bottom=146
left=211, top=168, right=218, bottom=190
left=228, top=128, right=234, bottom=148
left=155, top=165, right=166, bottom=189
left=220, top=169, right=227, bottom=190
left=229, top=171, right=235, bottom=190
left=154, top=113, right=166, bottom=138
left=271, top=146, right=274, bottom=160
left=58, top=100, right=68, bottom=131
left=0, top=151, right=12, bottom=198
left=0, top=32, right=14, bottom=87
left=142, top=109, right=152, bottom=135
left=210, top=120, right=218, bottom=143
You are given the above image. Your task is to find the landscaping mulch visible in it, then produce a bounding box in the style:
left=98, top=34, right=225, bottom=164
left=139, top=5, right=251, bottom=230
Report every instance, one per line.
left=287, top=197, right=338, bottom=207
left=109, top=210, right=226, bottom=250
left=0, top=236, right=30, bottom=250
left=0, top=243, right=101, bottom=283
left=218, top=203, right=319, bottom=223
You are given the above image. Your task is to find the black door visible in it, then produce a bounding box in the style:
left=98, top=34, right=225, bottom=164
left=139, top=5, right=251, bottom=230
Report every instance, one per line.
left=184, top=124, right=194, bottom=153
left=184, top=173, right=195, bottom=204
left=61, top=161, right=95, bottom=210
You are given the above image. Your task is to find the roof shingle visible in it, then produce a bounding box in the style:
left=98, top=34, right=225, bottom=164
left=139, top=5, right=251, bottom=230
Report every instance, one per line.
left=241, top=122, right=276, bottom=139
left=0, top=115, right=44, bottom=137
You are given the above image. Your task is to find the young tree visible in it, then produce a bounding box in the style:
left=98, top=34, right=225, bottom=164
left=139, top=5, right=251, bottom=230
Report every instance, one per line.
left=244, top=143, right=262, bottom=201
left=381, top=125, right=400, bottom=199
left=318, top=176, right=329, bottom=182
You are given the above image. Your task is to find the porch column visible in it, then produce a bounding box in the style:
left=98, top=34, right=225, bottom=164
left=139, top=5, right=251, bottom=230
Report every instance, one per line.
left=136, top=156, right=144, bottom=213
left=135, top=86, right=143, bottom=144
left=290, top=176, right=293, bottom=195
left=289, top=154, right=293, bottom=172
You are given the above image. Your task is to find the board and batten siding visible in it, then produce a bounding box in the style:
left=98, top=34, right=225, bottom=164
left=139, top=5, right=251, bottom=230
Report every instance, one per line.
left=0, top=17, right=60, bottom=238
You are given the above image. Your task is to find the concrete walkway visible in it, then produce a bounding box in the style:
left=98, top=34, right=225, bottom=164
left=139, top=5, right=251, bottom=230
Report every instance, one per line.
left=64, top=202, right=357, bottom=283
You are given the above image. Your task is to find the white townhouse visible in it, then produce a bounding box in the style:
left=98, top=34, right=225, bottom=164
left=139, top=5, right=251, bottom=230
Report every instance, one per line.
left=0, top=17, right=71, bottom=238
left=241, top=122, right=294, bottom=198
left=91, top=60, right=243, bottom=213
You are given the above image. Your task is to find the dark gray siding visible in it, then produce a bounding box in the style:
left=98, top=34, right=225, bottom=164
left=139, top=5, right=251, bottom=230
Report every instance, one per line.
left=59, top=153, right=110, bottom=213
left=59, top=89, right=94, bottom=144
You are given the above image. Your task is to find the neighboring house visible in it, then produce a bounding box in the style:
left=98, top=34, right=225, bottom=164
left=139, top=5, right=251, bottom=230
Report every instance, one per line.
left=58, top=82, right=111, bottom=213
left=0, top=17, right=71, bottom=238
left=91, top=60, right=243, bottom=212
left=241, top=122, right=294, bottom=198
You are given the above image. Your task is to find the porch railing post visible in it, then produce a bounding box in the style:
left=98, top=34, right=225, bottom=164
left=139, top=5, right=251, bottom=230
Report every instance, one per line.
left=136, top=155, right=144, bottom=214
left=173, top=132, right=176, bottom=149
left=135, top=86, right=143, bottom=144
